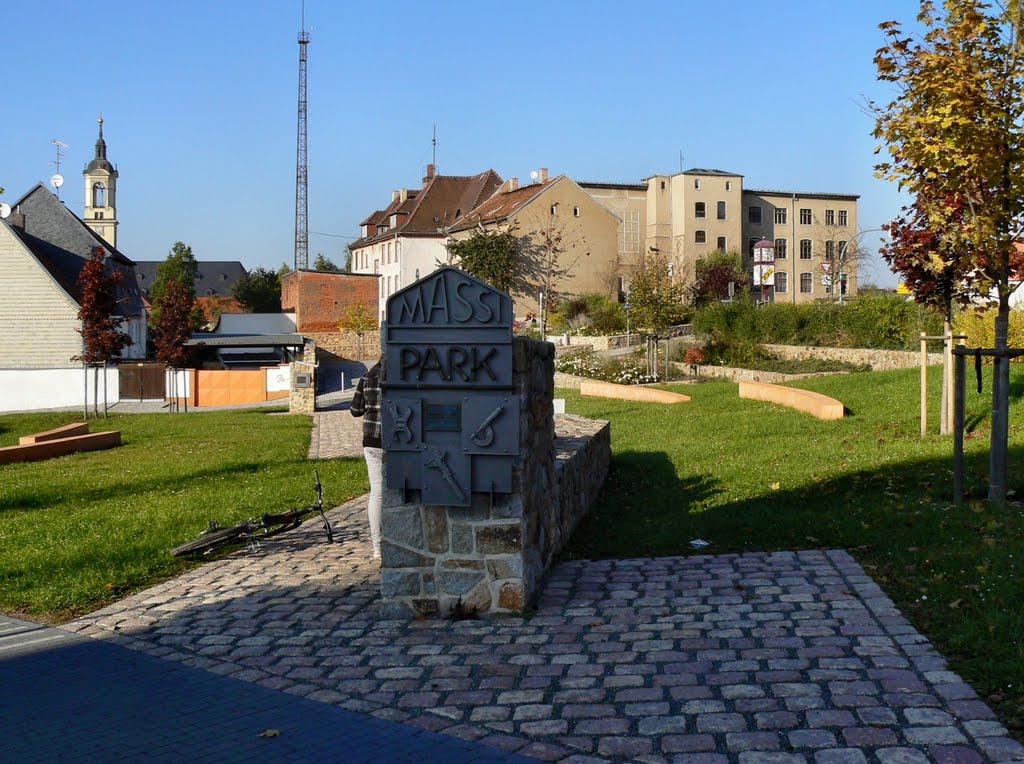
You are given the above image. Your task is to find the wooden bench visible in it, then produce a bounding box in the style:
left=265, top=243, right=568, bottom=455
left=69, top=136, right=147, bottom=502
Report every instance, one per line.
left=18, top=422, right=90, bottom=445
left=1, top=427, right=122, bottom=465
left=738, top=381, right=844, bottom=420
left=580, top=380, right=691, bottom=404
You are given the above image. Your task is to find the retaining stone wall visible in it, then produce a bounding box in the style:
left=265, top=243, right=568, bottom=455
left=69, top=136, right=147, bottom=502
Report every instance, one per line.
left=763, top=344, right=942, bottom=370
left=306, top=331, right=382, bottom=364
left=379, top=337, right=610, bottom=618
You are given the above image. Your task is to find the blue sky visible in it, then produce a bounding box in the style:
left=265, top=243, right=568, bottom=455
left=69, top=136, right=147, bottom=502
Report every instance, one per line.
left=4, top=1, right=923, bottom=286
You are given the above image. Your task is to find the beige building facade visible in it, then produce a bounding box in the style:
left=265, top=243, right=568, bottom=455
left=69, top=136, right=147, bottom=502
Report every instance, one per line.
left=578, top=168, right=860, bottom=303
left=448, top=173, right=620, bottom=317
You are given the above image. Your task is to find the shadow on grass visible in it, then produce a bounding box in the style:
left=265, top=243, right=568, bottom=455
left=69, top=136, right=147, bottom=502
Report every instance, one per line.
left=0, top=461, right=268, bottom=512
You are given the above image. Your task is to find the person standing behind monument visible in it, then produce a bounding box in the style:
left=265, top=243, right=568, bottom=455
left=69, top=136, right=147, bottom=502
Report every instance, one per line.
left=350, top=359, right=382, bottom=559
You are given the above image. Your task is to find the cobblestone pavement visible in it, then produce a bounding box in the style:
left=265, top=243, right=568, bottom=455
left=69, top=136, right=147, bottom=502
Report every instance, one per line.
left=309, top=405, right=364, bottom=460
left=65, top=498, right=1024, bottom=763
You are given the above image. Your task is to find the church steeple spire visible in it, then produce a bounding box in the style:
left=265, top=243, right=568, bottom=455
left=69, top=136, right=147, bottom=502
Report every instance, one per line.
left=94, top=115, right=107, bottom=161
left=83, top=114, right=118, bottom=248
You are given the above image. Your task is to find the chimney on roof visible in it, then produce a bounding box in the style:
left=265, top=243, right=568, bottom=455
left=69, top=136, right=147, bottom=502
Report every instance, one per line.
left=8, top=208, right=25, bottom=230
left=391, top=190, right=399, bottom=202
left=508, top=177, right=519, bottom=192
left=399, top=189, right=409, bottom=203
left=538, top=167, right=549, bottom=183
left=423, top=163, right=436, bottom=186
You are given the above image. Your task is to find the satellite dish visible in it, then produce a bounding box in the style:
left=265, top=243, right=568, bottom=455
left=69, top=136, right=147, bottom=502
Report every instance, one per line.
left=530, top=170, right=539, bottom=181
left=50, top=173, right=64, bottom=189
left=0, top=203, right=10, bottom=219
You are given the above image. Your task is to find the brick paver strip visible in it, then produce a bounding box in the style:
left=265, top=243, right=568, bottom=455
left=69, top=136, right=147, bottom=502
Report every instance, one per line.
left=61, top=497, right=1024, bottom=763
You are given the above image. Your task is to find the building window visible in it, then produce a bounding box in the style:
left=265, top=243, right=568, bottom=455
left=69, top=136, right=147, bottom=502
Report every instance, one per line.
left=387, top=242, right=392, bottom=262
left=748, top=206, right=762, bottom=224
left=800, top=208, right=812, bottom=225
left=396, top=241, right=401, bottom=259
left=695, top=202, right=706, bottom=219
left=837, top=240, right=847, bottom=260
left=775, top=207, right=787, bottom=224
left=95, top=212, right=104, bottom=220
left=717, top=201, right=727, bottom=220
left=774, top=238, right=787, bottom=258
left=550, top=204, right=558, bottom=215
left=695, top=230, right=707, bottom=244
left=748, top=237, right=759, bottom=257
left=92, top=183, right=106, bottom=208
left=621, top=210, right=640, bottom=254
left=694, top=179, right=701, bottom=189
left=661, top=181, right=666, bottom=190
left=840, top=273, right=849, bottom=295
left=725, top=181, right=731, bottom=191
left=800, top=239, right=812, bottom=259
left=374, top=259, right=380, bottom=274
left=573, top=206, right=580, bottom=217
left=717, top=236, right=727, bottom=251
left=825, top=209, right=835, bottom=226
left=776, top=272, right=788, bottom=293
left=839, top=210, right=848, bottom=227
left=825, top=241, right=835, bottom=260
left=800, top=272, right=813, bottom=293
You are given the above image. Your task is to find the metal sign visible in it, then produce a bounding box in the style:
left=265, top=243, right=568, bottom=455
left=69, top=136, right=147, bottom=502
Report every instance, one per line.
left=382, top=267, right=519, bottom=506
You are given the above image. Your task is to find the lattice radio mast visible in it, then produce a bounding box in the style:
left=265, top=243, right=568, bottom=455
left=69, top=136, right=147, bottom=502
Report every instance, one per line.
left=294, top=4, right=310, bottom=270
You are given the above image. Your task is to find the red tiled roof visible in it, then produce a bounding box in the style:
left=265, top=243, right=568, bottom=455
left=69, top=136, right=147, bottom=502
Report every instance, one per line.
left=350, top=170, right=502, bottom=249
left=448, top=178, right=559, bottom=232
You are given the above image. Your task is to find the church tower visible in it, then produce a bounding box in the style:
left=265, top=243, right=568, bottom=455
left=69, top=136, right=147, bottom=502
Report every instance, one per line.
left=83, top=115, right=119, bottom=248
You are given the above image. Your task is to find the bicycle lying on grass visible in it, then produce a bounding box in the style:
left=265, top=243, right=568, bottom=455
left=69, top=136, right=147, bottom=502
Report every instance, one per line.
left=171, top=470, right=334, bottom=557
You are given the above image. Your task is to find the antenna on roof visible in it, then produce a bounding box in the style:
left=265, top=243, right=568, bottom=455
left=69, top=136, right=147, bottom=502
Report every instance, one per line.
left=51, top=139, right=69, bottom=198
left=432, top=124, right=438, bottom=168
left=679, top=149, right=684, bottom=173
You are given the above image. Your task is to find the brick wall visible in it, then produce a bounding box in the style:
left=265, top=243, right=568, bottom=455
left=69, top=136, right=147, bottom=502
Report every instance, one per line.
left=305, top=331, right=382, bottom=364
left=281, top=270, right=380, bottom=333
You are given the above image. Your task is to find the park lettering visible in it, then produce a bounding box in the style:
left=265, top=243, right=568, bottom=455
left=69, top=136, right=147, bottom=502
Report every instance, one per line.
left=399, top=346, right=498, bottom=383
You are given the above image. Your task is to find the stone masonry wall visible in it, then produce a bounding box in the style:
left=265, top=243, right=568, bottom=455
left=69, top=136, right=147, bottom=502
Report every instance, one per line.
left=379, top=337, right=610, bottom=618
left=764, top=344, right=943, bottom=370
left=305, top=331, right=382, bottom=364
left=289, top=339, right=316, bottom=414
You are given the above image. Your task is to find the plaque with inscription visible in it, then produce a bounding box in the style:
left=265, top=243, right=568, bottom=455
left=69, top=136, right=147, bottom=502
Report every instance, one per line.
left=424, top=403, right=461, bottom=433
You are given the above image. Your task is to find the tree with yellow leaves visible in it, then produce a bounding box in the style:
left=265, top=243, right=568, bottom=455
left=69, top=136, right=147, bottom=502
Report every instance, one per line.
left=872, top=0, right=1024, bottom=502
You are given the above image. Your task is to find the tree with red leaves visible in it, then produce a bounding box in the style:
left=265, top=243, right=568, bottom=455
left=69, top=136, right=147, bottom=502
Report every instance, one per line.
left=151, top=277, right=195, bottom=411
left=75, top=247, right=132, bottom=417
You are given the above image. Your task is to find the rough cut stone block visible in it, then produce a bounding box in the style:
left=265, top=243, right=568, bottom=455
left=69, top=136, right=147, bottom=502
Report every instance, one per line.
left=380, top=570, right=421, bottom=598
left=423, top=510, right=449, bottom=553
left=438, top=570, right=485, bottom=596
left=476, top=523, right=522, bottom=554
left=382, top=508, right=423, bottom=549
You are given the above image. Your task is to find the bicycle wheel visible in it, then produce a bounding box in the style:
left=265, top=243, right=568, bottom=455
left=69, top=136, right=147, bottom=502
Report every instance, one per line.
left=170, top=523, right=250, bottom=557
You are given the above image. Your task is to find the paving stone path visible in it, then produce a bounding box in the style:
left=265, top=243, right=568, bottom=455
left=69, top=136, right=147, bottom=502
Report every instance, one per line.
left=65, top=498, right=1024, bottom=763
left=308, top=405, right=364, bottom=460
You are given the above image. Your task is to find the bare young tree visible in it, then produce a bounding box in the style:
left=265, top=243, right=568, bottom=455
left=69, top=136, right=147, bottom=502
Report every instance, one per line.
left=518, top=212, right=588, bottom=335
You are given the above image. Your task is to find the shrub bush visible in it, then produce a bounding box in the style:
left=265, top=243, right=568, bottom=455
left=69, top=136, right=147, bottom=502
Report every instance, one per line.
left=693, top=293, right=943, bottom=350
left=954, top=307, right=1024, bottom=358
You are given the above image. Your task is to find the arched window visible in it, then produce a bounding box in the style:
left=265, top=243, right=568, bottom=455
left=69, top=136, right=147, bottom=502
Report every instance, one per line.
left=92, top=183, right=107, bottom=208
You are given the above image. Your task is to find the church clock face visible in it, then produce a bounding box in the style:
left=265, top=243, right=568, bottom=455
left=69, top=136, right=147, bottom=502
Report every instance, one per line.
left=95, top=226, right=105, bottom=237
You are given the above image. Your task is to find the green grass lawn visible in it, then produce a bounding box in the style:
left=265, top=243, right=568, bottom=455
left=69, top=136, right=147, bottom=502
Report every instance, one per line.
left=0, top=408, right=367, bottom=623
left=561, top=365, right=1024, bottom=735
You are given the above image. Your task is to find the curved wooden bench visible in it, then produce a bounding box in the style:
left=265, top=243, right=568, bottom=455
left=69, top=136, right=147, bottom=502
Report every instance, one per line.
left=738, top=381, right=844, bottom=420
left=580, top=380, right=690, bottom=404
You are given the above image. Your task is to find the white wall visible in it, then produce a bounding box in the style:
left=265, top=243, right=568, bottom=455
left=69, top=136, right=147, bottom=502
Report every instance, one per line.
left=267, top=364, right=290, bottom=393
left=0, top=367, right=120, bottom=413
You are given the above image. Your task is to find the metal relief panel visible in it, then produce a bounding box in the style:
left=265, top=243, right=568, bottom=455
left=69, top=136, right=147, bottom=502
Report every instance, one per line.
left=383, top=267, right=519, bottom=507
left=382, top=398, right=421, bottom=452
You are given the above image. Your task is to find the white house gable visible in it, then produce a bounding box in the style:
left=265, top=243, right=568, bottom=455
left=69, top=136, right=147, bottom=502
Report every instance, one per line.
left=0, top=221, right=82, bottom=368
